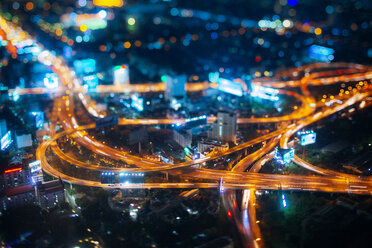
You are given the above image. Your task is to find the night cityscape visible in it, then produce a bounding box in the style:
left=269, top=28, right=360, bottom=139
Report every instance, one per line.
left=1, top=0, right=372, bottom=247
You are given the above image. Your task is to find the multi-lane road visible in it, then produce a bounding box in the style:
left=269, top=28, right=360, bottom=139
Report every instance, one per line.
left=2, top=14, right=372, bottom=247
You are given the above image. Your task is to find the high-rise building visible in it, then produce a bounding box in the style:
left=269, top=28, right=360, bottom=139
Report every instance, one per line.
left=208, top=111, right=237, bottom=143
left=173, top=130, right=192, bottom=148
left=0, top=167, right=30, bottom=190
left=113, top=64, right=130, bottom=85
left=165, top=74, right=186, bottom=100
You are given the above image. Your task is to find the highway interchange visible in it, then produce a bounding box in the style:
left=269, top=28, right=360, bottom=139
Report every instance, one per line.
left=2, top=15, right=372, bottom=247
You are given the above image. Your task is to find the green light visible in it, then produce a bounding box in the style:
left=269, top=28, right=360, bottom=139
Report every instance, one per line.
left=161, top=75, right=167, bottom=82
left=128, top=17, right=136, bottom=26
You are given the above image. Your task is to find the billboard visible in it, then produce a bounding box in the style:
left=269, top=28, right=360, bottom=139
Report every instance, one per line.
left=73, top=59, right=96, bottom=75
left=1, top=131, right=12, bottom=151
left=29, top=160, right=41, bottom=173
left=274, top=147, right=294, bottom=165
left=119, top=172, right=145, bottom=184
left=300, top=132, right=316, bottom=146
left=131, top=94, right=144, bottom=111
left=208, top=72, right=219, bottom=83
left=217, top=78, right=243, bottom=96
left=43, top=73, right=59, bottom=89
left=16, top=134, right=32, bottom=149
left=309, top=45, right=334, bottom=62
left=251, top=85, right=279, bottom=101
left=32, top=112, right=44, bottom=128
left=83, top=74, right=99, bottom=89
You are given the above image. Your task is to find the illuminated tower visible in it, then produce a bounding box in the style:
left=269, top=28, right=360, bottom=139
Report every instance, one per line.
left=113, top=64, right=130, bottom=85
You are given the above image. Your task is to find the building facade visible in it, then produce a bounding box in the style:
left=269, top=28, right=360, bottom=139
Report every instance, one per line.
left=208, top=111, right=237, bottom=143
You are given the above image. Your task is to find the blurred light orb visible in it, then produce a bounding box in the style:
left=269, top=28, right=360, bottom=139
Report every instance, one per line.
left=12, top=2, right=20, bottom=10
left=70, top=12, right=77, bottom=21
left=98, top=10, right=107, bottom=19
left=128, top=17, right=136, bottom=26
left=80, top=24, right=88, bottom=32
left=170, top=8, right=179, bottom=16
left=325, top=5, right=334, bottom=14
left=314, top=27, right=322, bottom=35
left=76, top=36, right=83, bottom=43
left=283, top=19, right=292, bottom=28
left=78, top=0, right=87, bottom=7
left=124, top=41, right=131, bottom=48
left=25, top=2, right=34, bottom=11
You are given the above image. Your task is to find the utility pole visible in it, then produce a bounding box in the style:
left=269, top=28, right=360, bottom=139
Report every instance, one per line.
left=302, top=145, right=305, bottom=159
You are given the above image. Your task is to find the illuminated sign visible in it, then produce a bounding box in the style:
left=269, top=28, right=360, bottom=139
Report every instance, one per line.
left=29, top=160, right=41, bottom=173
left=4, top=167, right=22, bottom=174
left=119, top=172, right=145, bottom=184
left=274, top=147, right=294, bottom=165
left=282, top=194, right=287, bottom=208
left=217, top=78, right=243, bottom=96
left=44, top=73, right=59, bottom=89
left=208, top=72, right=219, bottom=83
left=131, top=94, right=143, bottom=111
left=1, top=131, right=12, bottom=150
left=74, top=59, right=96, bottom=74
left=93, top=0, right=124, bottom=7
left=32, top=112, right=44, bottom=128
left=300, top=132, right=316, bottom=146
left=219, top=178, right=225, bottom=193
left=83, top=74, right=99, bottom=89
left=309, top=45, right=334, bottom=62
left=251, top=85, right=279, bottom=101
